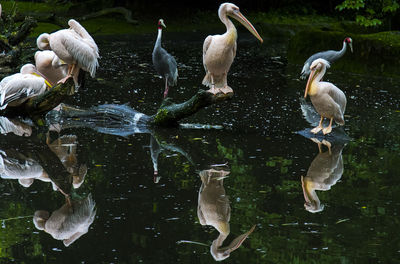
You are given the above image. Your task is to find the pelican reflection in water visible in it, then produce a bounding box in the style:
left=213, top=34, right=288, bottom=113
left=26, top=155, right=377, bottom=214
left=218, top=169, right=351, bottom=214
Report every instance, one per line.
left=301, top=138, right=345, bottom=213
left=47, top=133, right=87, bottom=189
left=197, top=166, right=255, bottom=261
left=33, top=193, right=96, bottom=247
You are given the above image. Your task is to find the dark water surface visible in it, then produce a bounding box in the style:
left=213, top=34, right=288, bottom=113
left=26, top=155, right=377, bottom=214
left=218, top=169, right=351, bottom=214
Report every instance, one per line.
left=0, top=33, right=400, bottom=264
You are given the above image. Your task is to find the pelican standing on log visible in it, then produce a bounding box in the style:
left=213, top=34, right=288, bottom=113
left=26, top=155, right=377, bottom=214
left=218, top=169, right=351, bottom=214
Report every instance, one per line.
left=304, top=58, right=346, bottom=135
left=202, top=3, right=263, bottom=94
left=152, top=19, right=178, bottom=99
left=36, top=19, right=99, bottom=88
left=300, top=37, right=353, bottom=79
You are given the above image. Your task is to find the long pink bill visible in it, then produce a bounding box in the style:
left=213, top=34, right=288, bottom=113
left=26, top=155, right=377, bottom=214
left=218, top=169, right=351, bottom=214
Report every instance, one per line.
left=233, top=11, right=263, bottom=43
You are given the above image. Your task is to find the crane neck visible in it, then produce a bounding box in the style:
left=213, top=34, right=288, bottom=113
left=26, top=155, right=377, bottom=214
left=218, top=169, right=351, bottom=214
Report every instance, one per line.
left=154, top=28, right=163, bottom=50
left=337, top=41, right=347, bottom=57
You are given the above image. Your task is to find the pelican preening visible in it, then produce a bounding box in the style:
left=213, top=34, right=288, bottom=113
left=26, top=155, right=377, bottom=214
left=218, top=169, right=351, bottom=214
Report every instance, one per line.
left=33, top=194, right=96, bottom=247
left=152, top=19, right=178, bottom=98
left=0, top=64, right=49, bottom=110
left=34, top=50, right=68, bottom=86
left=304, top=58, right=347, bottom=135
left=300, top=37, right=353, bottom=80
left=202, top=3, right=263, bottom=94
left=37, top=19, right=99, bottom=88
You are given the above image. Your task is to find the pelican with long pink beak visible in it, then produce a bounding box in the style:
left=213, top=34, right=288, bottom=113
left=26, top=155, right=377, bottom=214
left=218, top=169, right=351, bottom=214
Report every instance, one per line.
left=304, top=58, right=347, bottom=135
left=202, top=3, right=263, bottom=94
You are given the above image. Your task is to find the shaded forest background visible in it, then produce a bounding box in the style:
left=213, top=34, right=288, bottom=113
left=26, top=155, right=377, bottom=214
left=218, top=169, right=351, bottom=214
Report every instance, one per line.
left=26, top=0, right=400, bottom=30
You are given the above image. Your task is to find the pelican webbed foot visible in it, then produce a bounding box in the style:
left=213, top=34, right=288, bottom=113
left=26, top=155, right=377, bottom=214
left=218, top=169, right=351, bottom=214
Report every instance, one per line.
left=206, top=85, right=219, bottom=95
left=322, top=118, right=333, bottom=135
left=310, top=126, right=322, bottom=134
left=219, top=86, right=233, bottom=94
left=57, top=75, right=72, bottom=84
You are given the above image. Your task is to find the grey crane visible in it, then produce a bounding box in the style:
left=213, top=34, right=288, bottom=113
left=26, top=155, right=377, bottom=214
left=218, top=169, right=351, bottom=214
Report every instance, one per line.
left=300, top=37, right=353, bottom=79
left=152, top=19, right=178, bottom=98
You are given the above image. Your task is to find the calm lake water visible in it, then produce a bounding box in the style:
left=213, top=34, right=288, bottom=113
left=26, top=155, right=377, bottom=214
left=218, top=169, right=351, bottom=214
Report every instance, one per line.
left=0, top=31, right=400, bottom=264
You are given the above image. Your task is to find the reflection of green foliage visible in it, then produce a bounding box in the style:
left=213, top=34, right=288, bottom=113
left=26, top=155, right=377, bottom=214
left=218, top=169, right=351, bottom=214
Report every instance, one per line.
left=0, top=201, right=42, bottom=260
left=266, top=156, right=293, bottom=174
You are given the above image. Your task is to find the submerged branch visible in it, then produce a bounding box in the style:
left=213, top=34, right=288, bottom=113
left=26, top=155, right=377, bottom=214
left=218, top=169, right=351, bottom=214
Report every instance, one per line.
left=150, top=89, right=233, bottom=126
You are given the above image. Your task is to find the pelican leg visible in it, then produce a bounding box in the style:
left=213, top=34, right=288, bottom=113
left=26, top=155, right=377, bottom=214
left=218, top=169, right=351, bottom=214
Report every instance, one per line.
left=311, top=116, right=324, bottom=134
left=57, top=64, right=74, bottom=84
left=220, top=73, right=233, bottom=94
left=322, top=118, right=333, bottom=135
left=321, top=139, right=332, bottom=154
left=163, top=78, right=169, bottom=98
left=207, top=74, right=218, bottom=95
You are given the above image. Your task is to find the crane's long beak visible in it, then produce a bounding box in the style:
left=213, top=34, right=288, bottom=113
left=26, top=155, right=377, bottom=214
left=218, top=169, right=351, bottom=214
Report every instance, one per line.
left=304, top=68, right=316, bottom=98
left=231, top=11, right=263, bottom=43
left=349, top=42, right=353, bottom=53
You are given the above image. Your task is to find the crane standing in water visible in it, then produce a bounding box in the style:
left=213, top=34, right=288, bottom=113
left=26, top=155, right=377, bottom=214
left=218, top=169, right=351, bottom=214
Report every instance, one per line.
left=300, top=37, right=353, bottom=79
left=202, top=2, right=263, bottom=94
left=152, top=19, right=178, bottom=99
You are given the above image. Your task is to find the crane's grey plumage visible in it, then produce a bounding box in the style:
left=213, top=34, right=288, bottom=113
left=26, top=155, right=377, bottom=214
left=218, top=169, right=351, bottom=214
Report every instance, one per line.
left=300, top=37, right=353, bottom=79
left=304, top=58, right=347, bottom=135
left=152, top=19, right=178, bottom=98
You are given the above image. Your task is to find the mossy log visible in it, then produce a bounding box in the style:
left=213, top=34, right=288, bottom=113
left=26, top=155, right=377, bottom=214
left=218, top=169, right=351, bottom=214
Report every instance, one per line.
left=150, top=89, right=233, bottom=126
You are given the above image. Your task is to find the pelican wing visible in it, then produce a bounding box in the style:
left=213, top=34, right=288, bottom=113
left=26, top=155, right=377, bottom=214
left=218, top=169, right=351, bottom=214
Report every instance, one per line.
left=202, top=35, right=213, bottom=72
left=68, top=19, right=98, bottom=54
left=0, top=76, right=46, bottom=109
left=327, top=85, right=347, bottom=114
left=62, top=36, right=99, bottom=77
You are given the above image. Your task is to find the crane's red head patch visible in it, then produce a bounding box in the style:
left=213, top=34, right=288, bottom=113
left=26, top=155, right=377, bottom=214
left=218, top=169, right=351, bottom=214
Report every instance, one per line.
left=344, top=37, right=352, bottom=43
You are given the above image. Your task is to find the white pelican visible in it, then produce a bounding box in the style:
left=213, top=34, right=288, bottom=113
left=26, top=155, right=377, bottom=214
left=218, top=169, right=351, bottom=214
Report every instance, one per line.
left=36, top=19, right=99, bottom=87
left=202, top=3, right=263, bottom=94
left=0, top=64, right=48, bottom=110
left=34, top=50, right=68, bottom=86
left=304, top=58, right=347, bottom=135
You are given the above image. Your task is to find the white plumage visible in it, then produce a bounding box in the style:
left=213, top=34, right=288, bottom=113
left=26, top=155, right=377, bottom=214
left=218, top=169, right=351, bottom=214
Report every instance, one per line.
left=36, top=19, right=99, bottom=86
left=0, top=64, right=48, bottom=110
